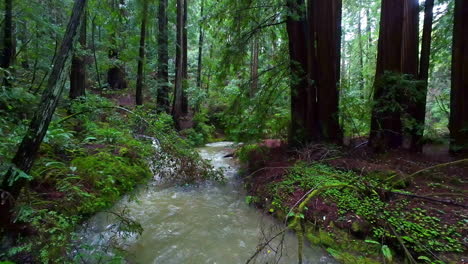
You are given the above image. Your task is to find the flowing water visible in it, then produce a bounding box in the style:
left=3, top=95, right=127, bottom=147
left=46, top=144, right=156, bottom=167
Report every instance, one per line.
left=78, top=142, right=335, bottom=264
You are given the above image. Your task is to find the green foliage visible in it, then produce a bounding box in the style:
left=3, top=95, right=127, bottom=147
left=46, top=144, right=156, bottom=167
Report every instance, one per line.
left=71, top=152, right=151, bottom=213
left=266, top=163, right=464, bottom=262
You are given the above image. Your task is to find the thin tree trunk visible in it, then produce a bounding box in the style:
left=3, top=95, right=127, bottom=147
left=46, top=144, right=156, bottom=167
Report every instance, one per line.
left=410, top=0, right=434, bottom=152
left=156, top=0, right=170, bottom=113
left=172, top=0, right=186, bottom=128
left=196, top=0, right=204, bottom=90
left=181, top=0, right=189, bottom=114
left=92, top=16, right=102, bottom=88
left=250, top=36, right=259, bottom=97
left=0, top=0, right=87, bottom=229
left=1, top=0, right=14, bottom=87
left=136, top=0, right=148, bottom=105
left=357, top=4, right=364, bottom=92
left=369, top=0, right=405, bottom=152
left=449, top=0, right=468, bottom=154
left=70, top=11, right=87, bottom=99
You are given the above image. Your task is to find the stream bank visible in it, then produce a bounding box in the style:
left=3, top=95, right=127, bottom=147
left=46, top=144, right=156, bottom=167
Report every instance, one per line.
left=77, top=142, right=336, bottom=263
left=239, top=140, right=467, bottom=264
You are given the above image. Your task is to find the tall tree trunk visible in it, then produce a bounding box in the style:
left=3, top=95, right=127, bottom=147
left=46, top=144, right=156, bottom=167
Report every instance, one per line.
left=0, top=0, right=87, bottom=229
left=287, top=0, right=310, bottom=146
left=312, top=0, right=343, bottom=143
left=410, top=0, right=434, bottom=152
left=107, top=0, right=127, bottom=90
left=250, top=36, right=259, bottom=98
left=91, top=16, right=102, bottom=88
left=1, top=0, right=14, bottom=87
left=449, top=0, right=468, bottom=154
left=357, top=4, right=364, bottom=92
left=196, top=0, right=204, bottom=90
left=136, top=0, right=148, bottom=106
left=172, top=0, right=187, bottom=129
left=70, top=11, right=87, bottom=99
left=369, top=0, right=405, bottom=152
left=401, top=0, right=420, bottom=150
left=156, top=0, right=170, bottom=113
left=181, top=0, right=189, bottom=114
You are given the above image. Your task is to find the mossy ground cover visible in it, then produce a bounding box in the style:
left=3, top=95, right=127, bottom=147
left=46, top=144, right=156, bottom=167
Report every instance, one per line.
left=241, top=143, right=466, bottom=264
left=0, top=90, right=221, bottom=263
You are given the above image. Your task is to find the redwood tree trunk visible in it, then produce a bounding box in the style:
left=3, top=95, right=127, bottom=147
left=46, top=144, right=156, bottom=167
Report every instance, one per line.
left=172, top=0, right=187, bottom=129
left=401, top=0, right=421, bottom=150
left=0, top=0, right=87, bottom=229
left=286, top=0, right=310, bottom=146
left=369, top=0, right=405, bottom=152
left=181, top=0, right=189, bottom=114
left=196, top=0, right=204, bottom=90
left=136, top=0, right=148, bottom=106
left=312, top=0, right=343, bottom=143
left=156, top=0, right=170, bottom=113
left=1, top=0, right=14, bottom=87
left=70, top=11, right=87, bottom=99
left=250, top=36, right=259, bottom=97
left=410, top=0, right=434, bottom=152
left=449, top=0, right=468, bottom=154
left=107, top=0, right=127, bottom=90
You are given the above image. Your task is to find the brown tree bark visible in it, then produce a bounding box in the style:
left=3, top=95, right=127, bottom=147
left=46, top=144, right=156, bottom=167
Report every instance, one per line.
left=136, top=0, right=148, bottom=106
left=400, top=0, right=421, bottom=151
left=250, top=36, right=259, bottom=98
left=410, top=0, right=434, bottom=152
left=1, top=0, right=14, bottom=87
left=311, top=0, right=343, bottom=143
left=449, top=0, right=468, bottom=154
left=196, top=0, right=204, bottom=90
left=156, top=0, right=170, bottom=113
left=0, top=0, right=87, bottom=229
left=107, top=0, right=127, bottom=90
left=172, top=0, right=188, bottom=129
left=70, top=11, right=87, bottom=99
left=287, top=0, right=310, bottom=146
left=369, top=0, right=405, bottom=152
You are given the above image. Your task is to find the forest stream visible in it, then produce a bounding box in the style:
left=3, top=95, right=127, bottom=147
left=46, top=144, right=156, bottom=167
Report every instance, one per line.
left=76, top=142, right=336, bottom=264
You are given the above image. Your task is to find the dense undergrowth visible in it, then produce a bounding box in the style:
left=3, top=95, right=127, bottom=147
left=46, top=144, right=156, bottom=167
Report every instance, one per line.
left=0, top=88, right=221, bottom=263
left=241, top=144, right=466, bottom=264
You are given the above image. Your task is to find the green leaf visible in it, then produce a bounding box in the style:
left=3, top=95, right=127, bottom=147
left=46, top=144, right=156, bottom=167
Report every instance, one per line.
left=381, top=245, right=393, bottom=263
left=417, top=256, right=431, bottom=262
left=364, top=239, right=380, bottom=245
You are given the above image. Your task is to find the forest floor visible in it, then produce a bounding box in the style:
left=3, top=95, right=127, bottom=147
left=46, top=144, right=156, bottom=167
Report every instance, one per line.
left=239, top=140, right=467, bottom=264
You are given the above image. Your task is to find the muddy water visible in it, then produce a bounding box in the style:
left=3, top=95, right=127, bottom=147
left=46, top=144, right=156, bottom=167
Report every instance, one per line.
left=78, top=142, right=335, bottom=264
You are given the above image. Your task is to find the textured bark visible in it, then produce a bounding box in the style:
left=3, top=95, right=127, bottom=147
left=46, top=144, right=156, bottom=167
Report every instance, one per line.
left=369, top=0, right=405, bottom=152
left=181, top=0, right=189, bottom=114
left=107, top=0, right=127, bottom=90
left=250, top=36, right=259, bottom=97
left=400, top=0, right=421, bottom=151
left=311, top=0, right=343, bottom=143
left=196, top=0, right=204, bottom=90
left=449, top=0, right=468, bottom=154
left=172, top=0, right=188, bottom=129
left=0, top=0, right=87, bottom=228
left=1, top=0, right=14, bottom=87
left=410, top=0, right=434, bottom=152
left=70, top=11, right=87, bottom=99
left=286, top=0, right=310, bottom=146
left=156, top=0, right=170, bottom=113
left=357, top=4, right=364, bottom=92
left=136, top=0, right=148, bottom=106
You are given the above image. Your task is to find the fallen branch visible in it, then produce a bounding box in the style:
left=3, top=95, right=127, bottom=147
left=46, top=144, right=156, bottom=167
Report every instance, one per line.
left=389, top=191, right=468, bottom=208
